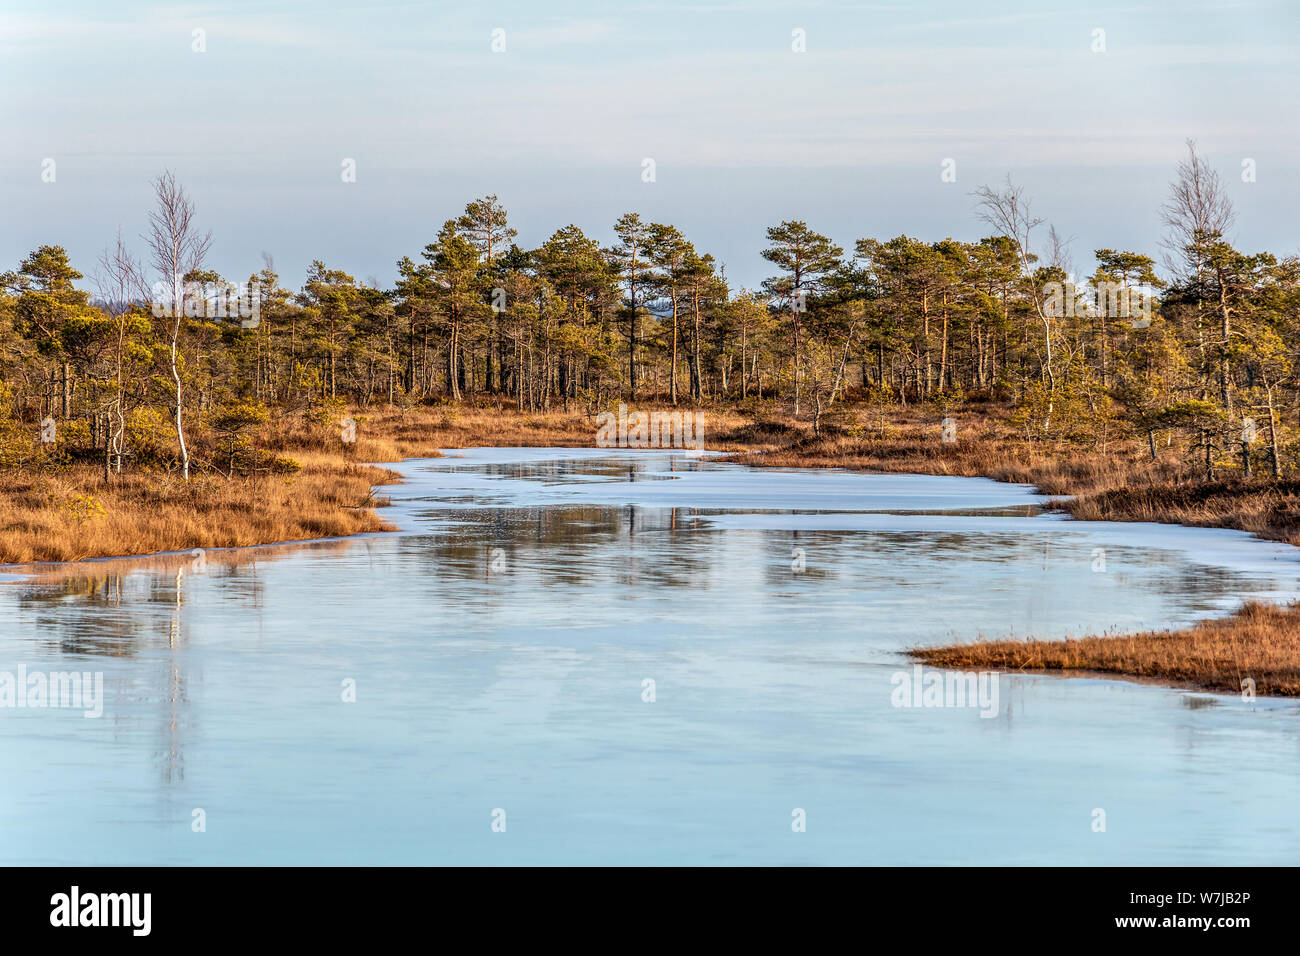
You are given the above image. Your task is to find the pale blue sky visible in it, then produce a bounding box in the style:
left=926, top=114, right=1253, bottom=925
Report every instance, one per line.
left=3, top=0, right=1297, bottom=290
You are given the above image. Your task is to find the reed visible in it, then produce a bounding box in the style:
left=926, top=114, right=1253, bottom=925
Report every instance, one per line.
left=914, top=601, right=1300, bottom=697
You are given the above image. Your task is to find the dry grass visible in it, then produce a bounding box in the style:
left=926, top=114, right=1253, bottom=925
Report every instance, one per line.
left=0, top=405, right=455, bottom=565
left=0, top=400, right=757, bottom=565
left=723, top=405, right=1300, bottom=546
left=276, top=404, right=597, bottom=461
left=726, top=404, right=1300, bottom=696
left=9, top=397, right=1300, bottom=696
left=0, top=453, right=398, bottom=564
left=913, top=601, right=1300, bottom=697
left=285, top=403, right=757, bottom=458
left=384, top=402, right=756, bottom=451
left=1060, top=478, right=1300, bottom=546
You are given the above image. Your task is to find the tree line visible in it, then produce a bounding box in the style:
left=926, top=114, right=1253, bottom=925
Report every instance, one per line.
left=2, top=141, right=1297, bottom=480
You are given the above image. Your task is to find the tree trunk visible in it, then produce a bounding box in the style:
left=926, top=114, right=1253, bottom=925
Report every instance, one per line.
left=1267, top=387, right=1281, bottom=478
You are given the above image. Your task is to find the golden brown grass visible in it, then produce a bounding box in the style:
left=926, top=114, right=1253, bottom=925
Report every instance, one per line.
left=278, top=404, right=597, bottom=461
left=0, top=401, right=757, bottom=565
left=0, top=453, right=398, bottom=564
left=1060, top=477, right=1300, bottom=546
left=8, top=397, right=1300, bottom=696
left=284, top=403, right=757, bottom=459
left=725, top=404, right=1300, bottom=697
left=914, top=601, right=1300, bottom=697
left=0, top=405, right=452, bottom=565
left=380, top=402, right=755, bottom=451
left=723, top=405, right=1300, bottom=546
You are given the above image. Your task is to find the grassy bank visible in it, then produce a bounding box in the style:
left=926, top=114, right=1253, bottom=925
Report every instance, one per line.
left=719, top=403, right=1300, bottom=697
left=913, top=601, right=1300, bottom=697
left=0, top=403, right=750, bottom=564
left=0, top=453, right=397, bottom=564
left=721, top=405, right=1300, bottom=547
left=9, top=398, right=1300, bottom=699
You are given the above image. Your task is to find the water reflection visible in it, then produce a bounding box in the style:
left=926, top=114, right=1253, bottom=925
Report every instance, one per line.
left=161, top=566, right=187, bottom=786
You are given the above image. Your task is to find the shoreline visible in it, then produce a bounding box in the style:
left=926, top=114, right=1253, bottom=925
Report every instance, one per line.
left=912, top=601, right=1300, bottom=699
left=7, top=404, right=1300, bottom=697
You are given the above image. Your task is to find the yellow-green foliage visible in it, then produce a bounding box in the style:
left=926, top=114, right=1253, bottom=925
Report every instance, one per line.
left=0, top=380, right=29, bottom=467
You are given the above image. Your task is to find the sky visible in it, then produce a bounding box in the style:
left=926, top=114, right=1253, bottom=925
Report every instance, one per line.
left=3, top=0, right=1298, bottom=292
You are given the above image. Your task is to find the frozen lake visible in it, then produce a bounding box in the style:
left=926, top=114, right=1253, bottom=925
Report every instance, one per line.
left=2, top=447, right=1299, bottom=864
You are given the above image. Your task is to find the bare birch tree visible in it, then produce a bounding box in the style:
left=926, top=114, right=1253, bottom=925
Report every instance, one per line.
left=973, top=176, right=1055, bottom=426
left=95, top=228, right=148, bottom=479
left=1160, top=139, right=1238, bottom=409
left=1160, top=138, right=1236, bottom=281
left=145, top=171, right=211, bottom=480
